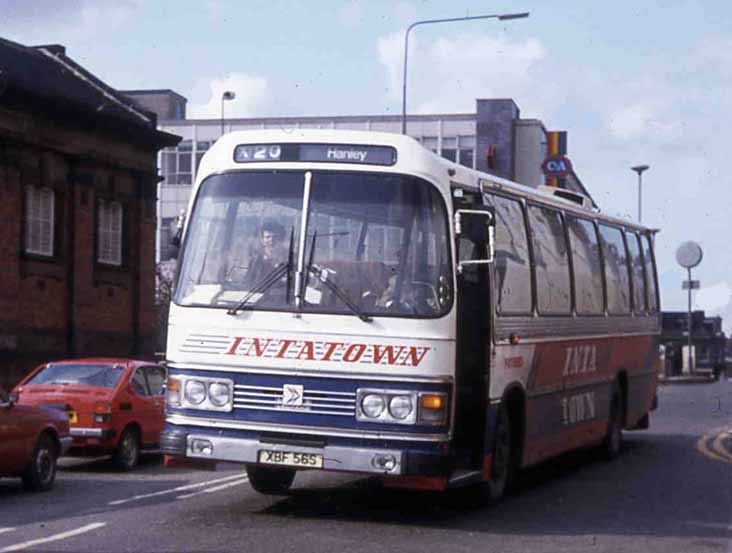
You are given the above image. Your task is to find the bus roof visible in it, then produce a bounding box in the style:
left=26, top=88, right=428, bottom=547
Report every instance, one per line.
left=197, top=129, right=657, bottom=234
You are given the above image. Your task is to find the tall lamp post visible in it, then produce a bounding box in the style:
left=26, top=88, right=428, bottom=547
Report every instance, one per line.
left=401, top=11, right=529, bottom=135
left=631, top=164, right=650, bottom=223
left=220, top=90, right=236, bottom=136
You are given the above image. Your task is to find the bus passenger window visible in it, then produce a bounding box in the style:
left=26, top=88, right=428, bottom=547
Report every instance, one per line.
left=599, top=225, right=631, bottom=314
left=567, top=217, right=604, bottom=315
left=642, top=234, right=659, bottom=313
left=483, top=194, right=532, bottom=315
left=626, top=232, right=648, bottom=313
left=528, top=206, right=571, bottom=315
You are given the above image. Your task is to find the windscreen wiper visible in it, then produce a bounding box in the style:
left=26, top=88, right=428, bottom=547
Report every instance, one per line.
left=226, top=227, right=295, bottom=315
left=306, top=263, right=373, bottom=323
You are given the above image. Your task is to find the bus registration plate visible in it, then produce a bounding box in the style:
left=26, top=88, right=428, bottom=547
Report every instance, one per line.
left=258, top=450, right=324, bottom=468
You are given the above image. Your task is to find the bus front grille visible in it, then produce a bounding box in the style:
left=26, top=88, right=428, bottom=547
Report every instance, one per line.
left=232, top=384, right=356, bottom=417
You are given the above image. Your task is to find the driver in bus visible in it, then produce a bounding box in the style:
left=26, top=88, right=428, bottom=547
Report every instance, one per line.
left=244, top=221, right=287, bottom=286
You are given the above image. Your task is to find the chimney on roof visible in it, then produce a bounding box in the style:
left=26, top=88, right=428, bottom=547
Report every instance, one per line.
left=33, top=44, right=66, bottom=56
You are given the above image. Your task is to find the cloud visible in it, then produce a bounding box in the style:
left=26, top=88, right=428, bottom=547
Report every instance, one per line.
left=188, top=73, right=272, bottom=119
left=377, top=30, right=546, bottom=113
left=697, top=281, right=732, bottom=313
left=606, top=101, right=678, bottom=141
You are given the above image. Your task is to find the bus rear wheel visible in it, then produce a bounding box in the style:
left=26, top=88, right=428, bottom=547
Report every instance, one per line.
left=602, top=381, right=624, bottom=460
left=246, top=465, right=296, bottom=495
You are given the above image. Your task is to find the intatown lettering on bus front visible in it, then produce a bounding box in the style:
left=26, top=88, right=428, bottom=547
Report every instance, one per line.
left=225, top=337, right=430, bottom=367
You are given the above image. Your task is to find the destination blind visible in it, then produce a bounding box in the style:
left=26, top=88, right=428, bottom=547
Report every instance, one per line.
left=234, top=143, right=397, bottom=166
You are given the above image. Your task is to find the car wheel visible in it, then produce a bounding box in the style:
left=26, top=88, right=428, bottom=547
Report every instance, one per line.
left=246, top=465, right=295, bottom=495
left=602, top=381, right=624, bottom=460
left=22, top=434, right=58, bottom=492
left=114, top=427, right=140, bottom=471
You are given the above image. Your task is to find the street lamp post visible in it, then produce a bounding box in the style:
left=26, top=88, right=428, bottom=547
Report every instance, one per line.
left=631, top=164, right=650, bottom=223
left=401, top=12, right=529, bottom=135
left=220, top=90, right=236, bottom=136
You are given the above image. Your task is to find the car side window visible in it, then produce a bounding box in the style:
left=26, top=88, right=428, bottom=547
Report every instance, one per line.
left=144, top=366, right=167, bottom=396
left=130, top=369, right=150, bottom=396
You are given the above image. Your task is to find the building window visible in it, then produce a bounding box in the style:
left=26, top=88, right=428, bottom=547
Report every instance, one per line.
left=195, top=141, right=212, bottom=176
left=161, top=140, right=193, bottom=185
left=458, top=136, right=476, bottom=169
left=97, top=200, right=123, bottom=266
left=421, top=136, right=438, bottom=154
left=441, top=137, right=457, bottom=162
left=25, top=186, right=55, bottom=257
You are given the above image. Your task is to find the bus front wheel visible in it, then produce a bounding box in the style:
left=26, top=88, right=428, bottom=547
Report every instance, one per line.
left=485, top=405, right=516, bottom=501
left=246, top=465, right=296, bottom=495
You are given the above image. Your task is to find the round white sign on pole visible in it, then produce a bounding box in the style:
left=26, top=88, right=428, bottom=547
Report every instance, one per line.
left=675, top=241, right=703, bottom=269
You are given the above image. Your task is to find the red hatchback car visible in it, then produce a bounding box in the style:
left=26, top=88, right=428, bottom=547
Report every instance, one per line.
left=13, top=359, right=166, bottom=470
left=0, top=386, right=71, bottom=491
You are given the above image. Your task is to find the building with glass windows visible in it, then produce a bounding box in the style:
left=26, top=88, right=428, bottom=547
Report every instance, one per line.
left=123, top=91, right=591, bottom=262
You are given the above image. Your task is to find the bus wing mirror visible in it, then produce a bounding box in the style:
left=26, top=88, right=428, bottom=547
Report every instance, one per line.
left=455, top=208, right=495, bottom=273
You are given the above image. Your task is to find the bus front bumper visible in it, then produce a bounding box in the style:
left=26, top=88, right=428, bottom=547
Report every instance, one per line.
left=161, top=429, right=447, bottom=476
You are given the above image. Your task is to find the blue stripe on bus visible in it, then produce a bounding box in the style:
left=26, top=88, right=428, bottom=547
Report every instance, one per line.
left=167, top=367, right=450, bottom=435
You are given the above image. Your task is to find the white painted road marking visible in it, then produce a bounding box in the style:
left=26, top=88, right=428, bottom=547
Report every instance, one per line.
left=176, top=477, right=249, bottom=500
left=0, top=522, right=106, bottom=552
left=0, top=530, right=15, bottom=536
left=108, top=473, right=246, bottom=505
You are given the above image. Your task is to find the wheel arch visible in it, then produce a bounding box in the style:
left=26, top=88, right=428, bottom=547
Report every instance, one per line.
left=501, top=382, right=527, bottom=465
left=615, top=370, right=629, bottom=427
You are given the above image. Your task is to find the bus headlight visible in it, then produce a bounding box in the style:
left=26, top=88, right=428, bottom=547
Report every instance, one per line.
left=388, top=395, right=413, bottom=420
left=209, top=382, right=232, bottom=407
left=361, top=394, right=386, bottom=418
left=184, top=380, right=206, bottom=405
left=171, top=376, right=234, bottom=412
left=356, top=389, right=419, bottom=425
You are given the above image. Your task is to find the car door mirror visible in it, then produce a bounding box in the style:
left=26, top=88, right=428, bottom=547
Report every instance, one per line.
left=8, top=392, right=19, bottom=405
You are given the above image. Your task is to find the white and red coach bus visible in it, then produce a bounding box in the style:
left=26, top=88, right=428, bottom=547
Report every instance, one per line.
left=161, top=129, right=660, bottom=498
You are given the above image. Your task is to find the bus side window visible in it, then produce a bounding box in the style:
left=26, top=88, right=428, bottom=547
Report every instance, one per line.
left=626, top=232, right=648, bottom=314
left=642, top=234, right=659, bottom=313
left=598, top=225, right=631, bottom=314
left=527, top=206, right=571, bottom=315
left=483, top=194, right=532, bottom=315
left=566, top=217, right=604, bottom=315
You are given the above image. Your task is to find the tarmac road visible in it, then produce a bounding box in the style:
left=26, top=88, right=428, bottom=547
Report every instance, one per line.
left=1, top=378, right=731, bottom=553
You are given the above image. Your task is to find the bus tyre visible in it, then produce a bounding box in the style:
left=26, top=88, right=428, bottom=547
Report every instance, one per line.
left=246, top=465, right=296, bottom=495
left=113, top=427, right=140, bottom=471
left=22, top=434, right=58, bottom=492
left=602, top=382, right=624, bottom=460
left=485, top=405, right=516, bottom=501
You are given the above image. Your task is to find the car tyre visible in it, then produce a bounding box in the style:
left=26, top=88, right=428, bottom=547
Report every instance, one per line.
left=602, top=381, right=624, bottom=460
left=246, top=465, right=296, bottom=495
left=22, top=433, right=58, bottom=492
left=114, top=426, right=140, bottom=471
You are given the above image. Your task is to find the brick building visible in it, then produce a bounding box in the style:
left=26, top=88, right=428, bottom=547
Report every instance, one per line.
left=0, top=38, right=180, bottom=387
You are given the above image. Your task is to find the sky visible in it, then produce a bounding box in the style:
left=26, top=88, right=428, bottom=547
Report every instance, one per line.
left=2, top=0, right=731, bottom=331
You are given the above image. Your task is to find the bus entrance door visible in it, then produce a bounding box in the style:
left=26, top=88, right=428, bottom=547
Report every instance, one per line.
left=453, top=201, right=494, bottom=469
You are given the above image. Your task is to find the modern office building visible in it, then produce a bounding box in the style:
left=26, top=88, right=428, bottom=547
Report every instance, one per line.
left=123, top=91, right=592, bottom=262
